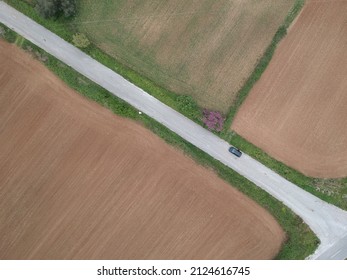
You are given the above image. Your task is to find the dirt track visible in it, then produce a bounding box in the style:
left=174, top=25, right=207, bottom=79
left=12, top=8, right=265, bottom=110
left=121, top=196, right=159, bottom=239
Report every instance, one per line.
left=0, top=41, right=284, bottom=260
left=232, top=0, right=347, bottom=178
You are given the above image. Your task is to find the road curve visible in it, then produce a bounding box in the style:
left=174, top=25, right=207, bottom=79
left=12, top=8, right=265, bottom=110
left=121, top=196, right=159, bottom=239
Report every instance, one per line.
left=1, top=1, right=347, bottom=259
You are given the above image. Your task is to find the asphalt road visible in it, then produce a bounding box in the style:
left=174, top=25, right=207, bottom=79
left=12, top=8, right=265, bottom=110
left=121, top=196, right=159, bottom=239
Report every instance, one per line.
left=1, top=1, right=347, bottom=259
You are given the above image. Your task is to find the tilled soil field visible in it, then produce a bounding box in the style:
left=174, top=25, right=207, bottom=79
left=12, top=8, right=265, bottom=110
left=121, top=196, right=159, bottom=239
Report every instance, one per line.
left=232, top=0, right=347, bottom=178
left=0, top=41, right=284, bottom=259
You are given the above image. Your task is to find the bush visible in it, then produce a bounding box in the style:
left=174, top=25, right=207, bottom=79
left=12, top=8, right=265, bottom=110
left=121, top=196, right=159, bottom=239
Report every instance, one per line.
left=72, top=33, right=90, bottom=48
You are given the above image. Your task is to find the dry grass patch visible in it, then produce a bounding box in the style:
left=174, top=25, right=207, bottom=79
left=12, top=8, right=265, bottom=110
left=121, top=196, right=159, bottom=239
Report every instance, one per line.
left=73, top=0, right=295, bottom=113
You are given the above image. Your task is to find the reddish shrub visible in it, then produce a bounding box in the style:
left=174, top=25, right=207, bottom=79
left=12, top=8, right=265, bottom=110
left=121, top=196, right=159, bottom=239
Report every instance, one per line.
left=202, top=109, right=225, bottom=132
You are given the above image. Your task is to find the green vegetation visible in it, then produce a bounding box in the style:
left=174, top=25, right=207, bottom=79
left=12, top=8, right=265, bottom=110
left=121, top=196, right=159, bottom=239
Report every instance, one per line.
left=72, top=32, right=90, bottom=48
left=0, top=24, right=16, bottom=42
left=284, top=0, right=305, bottom=28
left=36, top=0, right=58, bottom=19
left=0, top=22, right=319, bottom=259
left=14, top=34, right=25, bottom=47
left=35, top=0, right=76, bottom=19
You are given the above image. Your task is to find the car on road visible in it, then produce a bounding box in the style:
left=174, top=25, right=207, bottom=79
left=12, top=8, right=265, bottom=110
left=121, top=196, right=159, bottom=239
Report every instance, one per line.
left=229, top=146, right=242, bottom=157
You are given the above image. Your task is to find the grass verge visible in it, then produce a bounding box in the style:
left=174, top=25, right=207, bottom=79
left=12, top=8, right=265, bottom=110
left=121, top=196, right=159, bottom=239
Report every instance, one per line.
left=0, top=22, right=319, bottom=259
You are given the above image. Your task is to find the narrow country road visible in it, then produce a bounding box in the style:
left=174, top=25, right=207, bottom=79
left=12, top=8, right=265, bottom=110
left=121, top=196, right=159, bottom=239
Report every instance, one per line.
left=1, top=1, right=347, bottom=259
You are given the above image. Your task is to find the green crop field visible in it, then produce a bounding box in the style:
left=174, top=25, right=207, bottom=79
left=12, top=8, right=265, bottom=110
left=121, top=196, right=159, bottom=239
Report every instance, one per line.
left=72, top=0, right=295, bottom=113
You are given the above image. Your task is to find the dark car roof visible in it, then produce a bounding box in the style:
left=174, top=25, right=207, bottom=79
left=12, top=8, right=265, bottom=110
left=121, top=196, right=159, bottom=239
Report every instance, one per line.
left=229, top=147, right=242, bottom=157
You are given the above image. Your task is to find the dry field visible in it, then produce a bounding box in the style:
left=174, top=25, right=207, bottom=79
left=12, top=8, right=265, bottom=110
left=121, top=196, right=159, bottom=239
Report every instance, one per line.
left=232, top=0, right=347, bottom=178
left=0, top=41, right=284, bottom=259
left=74, top=0, right=295, bottom=113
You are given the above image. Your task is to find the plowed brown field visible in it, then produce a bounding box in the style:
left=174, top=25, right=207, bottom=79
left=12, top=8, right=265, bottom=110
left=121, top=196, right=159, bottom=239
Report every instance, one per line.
left=232, top=0, right=347, bottom=178
left=0, top=41, right=284, bottom=260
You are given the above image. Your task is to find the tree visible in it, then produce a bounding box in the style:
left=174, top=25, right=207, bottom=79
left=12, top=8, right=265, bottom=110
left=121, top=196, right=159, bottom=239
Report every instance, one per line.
left=72, top=33, right=90, bottom=48
left=60, top=0, right=77, bottom=18
left=36, top=0, right=77, bottom=19
left=36, top=0, right=59, bottom=19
